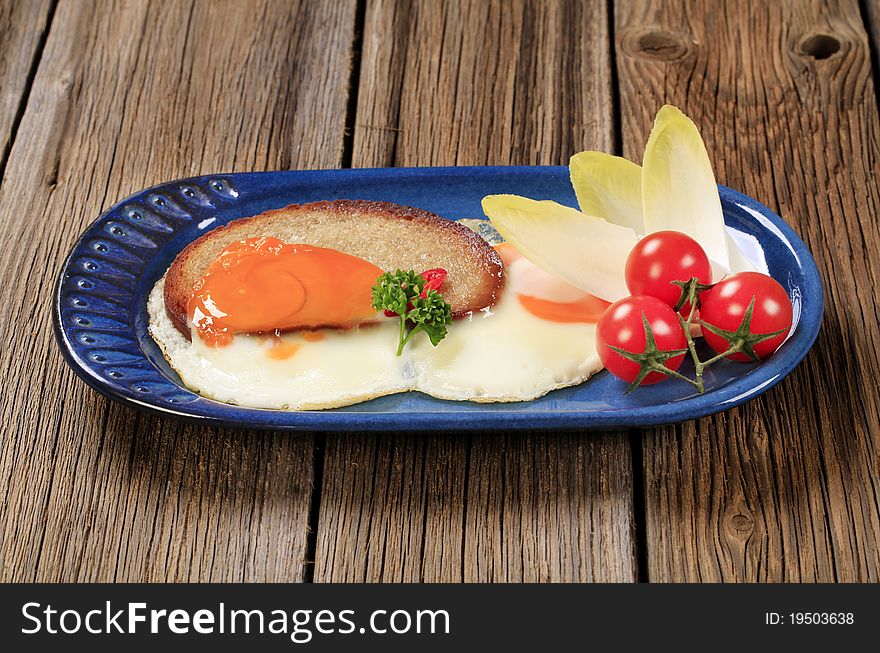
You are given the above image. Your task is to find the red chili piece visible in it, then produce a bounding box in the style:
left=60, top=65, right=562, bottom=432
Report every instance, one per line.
left=384, top=268, right=448, bottom=316
left=419, top=268, right=448, bottom=298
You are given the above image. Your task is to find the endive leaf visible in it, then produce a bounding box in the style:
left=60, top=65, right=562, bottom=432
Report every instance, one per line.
left=482, top=195, right=638, bottom=302
left=642, top=105, right=730, bottom=273
left=570, top=151, right=644, bottom=233
left=725, top=232, right=758, bottom=274
left=569, top=134, right=753, bottom=274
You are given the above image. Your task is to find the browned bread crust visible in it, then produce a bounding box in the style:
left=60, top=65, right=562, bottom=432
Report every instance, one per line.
left=164, top=200, right=505, bottom=337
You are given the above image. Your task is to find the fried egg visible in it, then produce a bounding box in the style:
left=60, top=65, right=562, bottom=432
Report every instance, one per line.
left=148, top=227, right=608, bottom=410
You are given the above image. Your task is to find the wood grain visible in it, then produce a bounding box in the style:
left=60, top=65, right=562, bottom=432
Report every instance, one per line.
left=4, top=0, right=877, bottom=585
left=866, top=0, right=880, bottom=51
left=0, top=0, right=53, bottom=171
left=314, top=0, right=637, bottom=583
left=0, top=0, right=357, bottom=581
left=615, top=0, right=880, bottom=581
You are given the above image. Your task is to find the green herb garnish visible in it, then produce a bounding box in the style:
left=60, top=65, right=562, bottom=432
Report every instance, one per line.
left=371, top=270, right=453, bottom=356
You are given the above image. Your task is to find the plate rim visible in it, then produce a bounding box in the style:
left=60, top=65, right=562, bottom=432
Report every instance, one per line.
left=53, top=165, right=824, bottom=431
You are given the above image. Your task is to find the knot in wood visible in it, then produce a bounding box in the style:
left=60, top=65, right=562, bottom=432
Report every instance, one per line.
left=729, top=512, right=754, bottom=534
left=798, top=33, right=841, bottom=60
left=621, top=27, right=691, bottom=61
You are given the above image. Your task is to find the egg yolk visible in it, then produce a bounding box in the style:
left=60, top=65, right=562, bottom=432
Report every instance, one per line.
left=516, top=294, right=609, bottom=323
left=266, top=341, right=302, bottom=360
left=188, top=237, right=382, bottom=345
left=494, top=242, right=609, bottom=323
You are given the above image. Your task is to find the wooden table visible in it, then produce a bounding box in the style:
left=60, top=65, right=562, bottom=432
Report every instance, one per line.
left=2, top=0, right=879, bottom=583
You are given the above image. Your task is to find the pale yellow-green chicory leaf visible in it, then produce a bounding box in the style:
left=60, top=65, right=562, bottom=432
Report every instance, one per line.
left=482, top=195, right=638, bottom=302
left=569, top=151, right=644, bottom=233
left=642, top=105, right=730, bottom=273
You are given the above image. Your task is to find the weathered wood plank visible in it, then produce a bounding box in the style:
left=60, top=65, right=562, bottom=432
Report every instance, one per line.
left=615, top=0, right=880, bottom=581
left=866, top=0, right=880, bottom=51
left=314, top=0, right=637, bottom=583
left=0, top=0, right=357, bottom=581
left=0, top=0, right=53, bottom=171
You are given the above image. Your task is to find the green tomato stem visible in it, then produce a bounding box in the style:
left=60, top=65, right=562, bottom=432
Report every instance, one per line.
left=678, top=277, right=744, bottom=394
left=656, top=365, right=702, bottom=390
left=679, top=279, right=705, bottom=393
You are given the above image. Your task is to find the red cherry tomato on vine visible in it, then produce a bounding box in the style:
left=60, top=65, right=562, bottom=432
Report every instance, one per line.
left=625, top=231, right=712, bottom=313
left=596, top=295, right=688, bottom=385
left=699, top=272, right=793, bottom=362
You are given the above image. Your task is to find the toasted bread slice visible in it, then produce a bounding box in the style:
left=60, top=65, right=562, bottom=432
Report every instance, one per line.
left=164, top=200, right=505, bottom=336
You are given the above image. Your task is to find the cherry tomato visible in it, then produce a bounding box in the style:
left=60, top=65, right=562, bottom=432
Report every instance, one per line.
left=699, top=272, right=793, bottom=362
left=596, top=295, right=688, bottom=385
left=625, top=231, right=712, bottom=312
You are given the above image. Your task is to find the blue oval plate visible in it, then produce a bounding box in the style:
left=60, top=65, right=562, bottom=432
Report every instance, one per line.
left=53, top=166, right=823, bottom=431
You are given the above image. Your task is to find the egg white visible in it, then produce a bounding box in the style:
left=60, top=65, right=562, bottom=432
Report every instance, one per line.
left=409, top=256, right=601, bottom=402
left=148, top=277, right=410, bottom=410
left=148, top=250, right=603, bottom=410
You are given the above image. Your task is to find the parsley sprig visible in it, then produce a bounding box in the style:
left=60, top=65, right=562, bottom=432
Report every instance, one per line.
left=371, top=270, right=453, bottom=356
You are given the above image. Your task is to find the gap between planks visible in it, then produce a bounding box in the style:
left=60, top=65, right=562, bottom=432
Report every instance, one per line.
left=303, top=0, right=368, bottom=584
left=608, top=0, right=649, bottom=583
left=0, top=0, right=58, bottom=186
